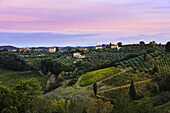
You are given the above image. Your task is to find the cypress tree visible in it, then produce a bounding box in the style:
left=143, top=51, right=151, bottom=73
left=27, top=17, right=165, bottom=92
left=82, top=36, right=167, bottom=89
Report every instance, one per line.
left=166, top=42, right=170, bottom=52
left=129, top=80, right=136, bottom=100
left=93, top=82, right=97, bottom=96
left=110, top=42, right=112, bottom=48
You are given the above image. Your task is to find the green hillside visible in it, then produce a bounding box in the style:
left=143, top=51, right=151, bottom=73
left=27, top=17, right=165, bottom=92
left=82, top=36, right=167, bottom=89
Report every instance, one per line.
left=0, top=68, right=48, bottom=90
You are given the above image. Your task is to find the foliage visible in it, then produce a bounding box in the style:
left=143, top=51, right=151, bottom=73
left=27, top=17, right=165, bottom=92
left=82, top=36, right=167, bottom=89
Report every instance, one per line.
left=45, top=95, right=90, bottom=113
left=13, top=78, right=43, bottom=97
left=146, top=82, right=160, bottom=94
left=140, top=41, right=145, bottom=45
left=52, top=99, right=71, bottom=113
left=129, top=80, right=136, bottom=100
left=117, top=42, right=122, bottom=47
left=0, top=53, right=30, bottom=71
left=41, top=58, right=74, bottom=76
left=80, top=67, right=120, bottom=86
left=159, top=73, right=170, bottom=91
left=136, top=95, right=154, bottom=113
left=166, top=41, right=170, bottom=52
left=1, top=48, right=8, bottom=52
left=86, top=99, right=113, bottom=113
left=93, top=82, right=97, bottom=96
left=0, top=68, right=48, bottom=90
left=67, top=47, right=73, bottom=53
left=112, top=93, right=136, bottom=113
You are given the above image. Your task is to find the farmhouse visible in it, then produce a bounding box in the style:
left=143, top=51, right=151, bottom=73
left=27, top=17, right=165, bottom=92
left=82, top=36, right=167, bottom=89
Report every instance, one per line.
left=49, top=47, right=56, bottom=52
left=20, top=48, right=31, bottom=51
left=12, top=49, right=17, bottom=52
left=96, top=45, right=102, bottom=49
left=73, top=52, right=85, bottom=58
left=111, top=45, right=118, bottom=49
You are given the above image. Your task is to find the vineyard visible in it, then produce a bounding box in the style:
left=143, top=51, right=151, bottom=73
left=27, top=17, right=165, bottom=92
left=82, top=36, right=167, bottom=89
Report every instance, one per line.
left=151, top=58, right=170, bottom=76
left=98, top=79, right=152, bottom=99
left=103, top=70, right=152, bottom=86
left=115, top=51, right=162, bottom=72
left=80, top=67, right=120, bottom=86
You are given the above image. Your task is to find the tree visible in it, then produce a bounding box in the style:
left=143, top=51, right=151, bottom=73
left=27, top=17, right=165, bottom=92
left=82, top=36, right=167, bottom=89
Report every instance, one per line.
left=93, top=82, right=97, bottom=96
left=166, top=41, right=170, bottom=52
left=13, top=78, right=43, bottom=97
left=52, top=99, right=71, bottom=113
left=109, top=42, right=112, bottom=48
left=159, top=73, right=170, bottom=91
left=67, top=47, right=73, bottom=53
left=16, top=49, right=20, bottom=53
left=56, top=47, right=59, bottom=51
left=112, top=93, right=136, bottom=113
left=129, top=80, right=136, bottom=100
left=117, top=42, right=122, bottom=47
left=139, top=41, right=145, bottom=45
left=31, top=47, right=35, bottom=51
left=1, top=106, right=18, bottom=113
left=87, top=99, right=113, bottom=113
left=2, top=48, right=8, bottom=52
left=0, top=53, right=30, bottom=71
left=0, top=84, right=26, bottom=113
left=136, top=95, right=154, bottom=113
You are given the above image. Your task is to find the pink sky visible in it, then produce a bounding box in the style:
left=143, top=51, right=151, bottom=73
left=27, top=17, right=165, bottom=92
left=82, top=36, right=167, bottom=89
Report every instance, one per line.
left=0, top=0, right=170, bottom=46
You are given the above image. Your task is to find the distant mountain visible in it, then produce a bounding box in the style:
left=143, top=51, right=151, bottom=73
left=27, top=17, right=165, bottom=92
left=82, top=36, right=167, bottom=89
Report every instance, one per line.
left=34, top=47, right=49, bottom=50
left=0, top=46, right=18, bottom=51
left=0, top=45, right=96, bottom=51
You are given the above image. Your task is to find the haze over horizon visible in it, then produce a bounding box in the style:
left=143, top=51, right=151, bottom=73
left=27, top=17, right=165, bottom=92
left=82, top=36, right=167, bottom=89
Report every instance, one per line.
left=0, top=0, right=170, bottom=47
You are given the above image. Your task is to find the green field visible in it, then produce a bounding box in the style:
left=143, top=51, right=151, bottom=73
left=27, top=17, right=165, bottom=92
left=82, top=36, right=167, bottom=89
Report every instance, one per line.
left=80, top=67, right=120, bottom=86
left=0, top=68, right=48, bottom=90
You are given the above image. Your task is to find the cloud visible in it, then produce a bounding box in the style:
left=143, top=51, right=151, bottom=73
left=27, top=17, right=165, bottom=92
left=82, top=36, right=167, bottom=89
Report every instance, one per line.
left=0, top=0, right=170, bottom=46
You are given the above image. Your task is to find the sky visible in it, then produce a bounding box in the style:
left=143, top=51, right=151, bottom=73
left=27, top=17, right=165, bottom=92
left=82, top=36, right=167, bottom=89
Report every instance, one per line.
left=0, top=0, right=170, bottom=47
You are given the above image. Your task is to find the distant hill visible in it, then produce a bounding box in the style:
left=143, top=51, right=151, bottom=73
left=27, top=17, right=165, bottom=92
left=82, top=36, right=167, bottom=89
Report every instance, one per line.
left=0, top=45, right=96, bottom=51
left=0, top=46, right=18, bottom=51
left=34, top=47, right=49, bottom=50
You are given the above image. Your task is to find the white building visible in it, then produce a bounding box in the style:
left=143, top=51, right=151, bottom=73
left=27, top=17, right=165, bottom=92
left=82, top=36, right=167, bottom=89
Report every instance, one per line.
left=96, top=45, right=102, bottom=49
left=49, top=47, right=56, bottom=52
left=111, top=45, right=118, bottom=49
left=73, top=52, right=85, bottom=58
